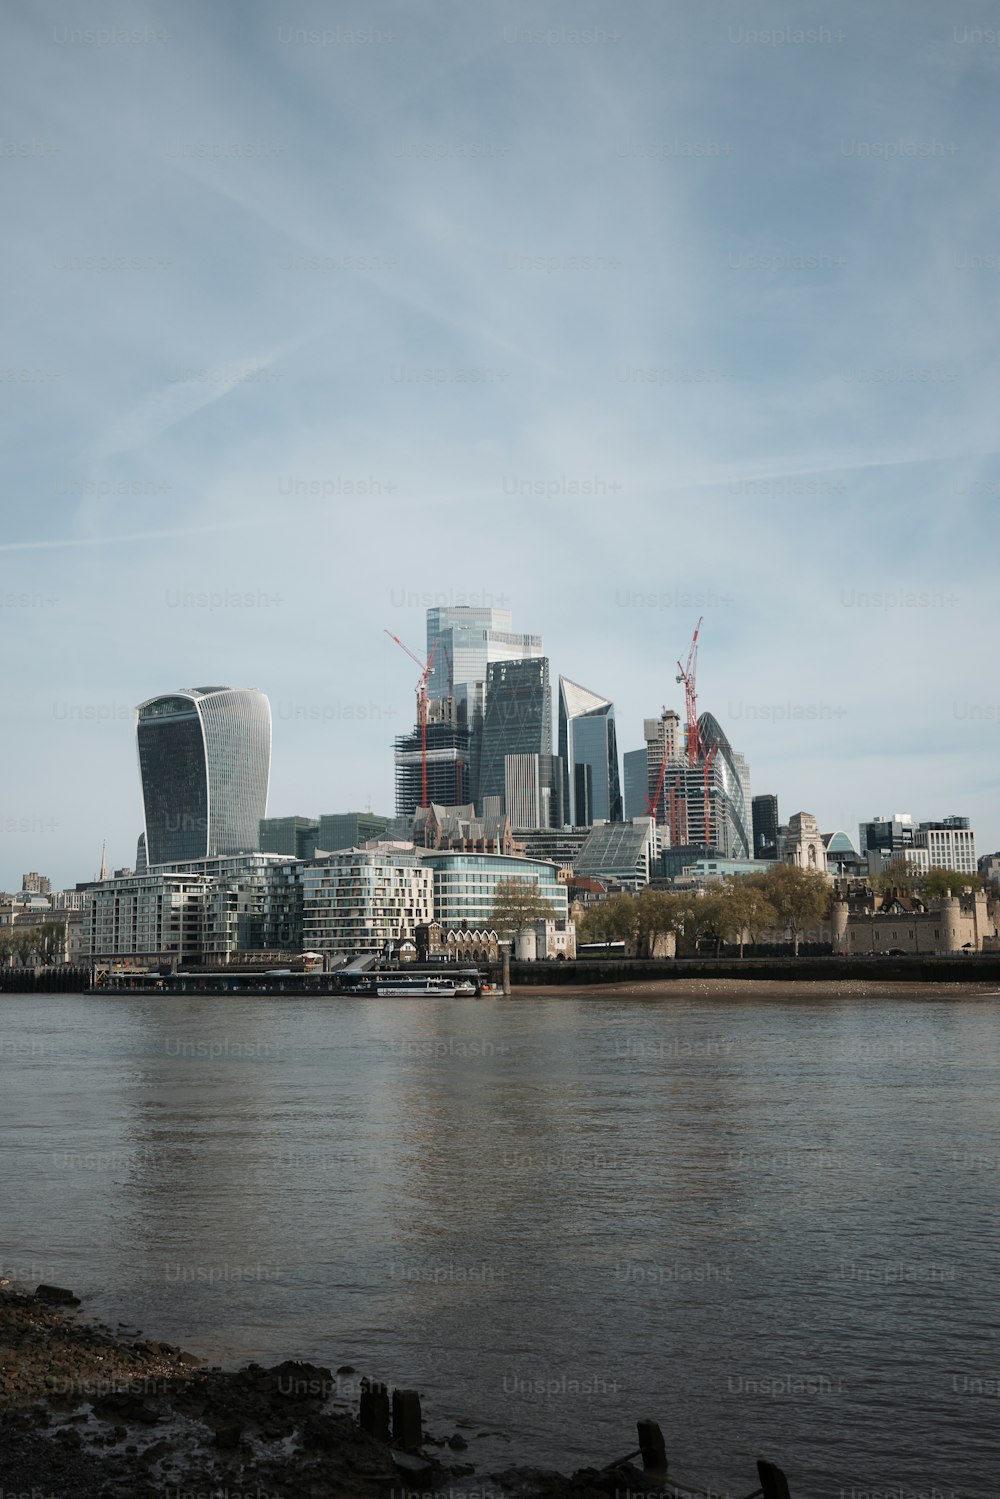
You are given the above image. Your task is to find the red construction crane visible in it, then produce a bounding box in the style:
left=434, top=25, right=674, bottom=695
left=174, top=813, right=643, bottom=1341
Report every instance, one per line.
left=384, top=630, right=439, bottom=809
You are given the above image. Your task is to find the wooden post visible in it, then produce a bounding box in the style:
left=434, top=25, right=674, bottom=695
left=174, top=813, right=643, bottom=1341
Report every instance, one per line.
left=637, top=1419, right=667, bottom=1478
left=391, top=1387, right=422, bottom=1451
left=501, top=945, right=511, bottom=996
left=358, top=1379, right=390, bottom=1443
left=757, top=1458, right=792, bottom=1498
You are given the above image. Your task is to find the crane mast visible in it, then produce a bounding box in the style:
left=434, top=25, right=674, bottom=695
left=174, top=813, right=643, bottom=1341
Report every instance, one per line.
left=384, top=629, right=440, bottom=809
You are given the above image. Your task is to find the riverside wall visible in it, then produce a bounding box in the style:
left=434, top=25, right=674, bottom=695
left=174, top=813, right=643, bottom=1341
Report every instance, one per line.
left=510, top=955, right=1000, bottom=985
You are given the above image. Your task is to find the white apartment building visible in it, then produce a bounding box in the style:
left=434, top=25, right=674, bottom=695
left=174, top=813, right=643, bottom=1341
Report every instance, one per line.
left=301, top=848, right=433, bottom=956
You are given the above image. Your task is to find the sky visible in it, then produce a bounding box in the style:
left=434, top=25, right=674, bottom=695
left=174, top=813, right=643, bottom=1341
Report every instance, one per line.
left=3, top=0, right=999, bottom=889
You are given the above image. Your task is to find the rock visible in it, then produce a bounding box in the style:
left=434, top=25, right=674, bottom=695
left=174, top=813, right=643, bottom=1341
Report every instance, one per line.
left=301, top=1413, right=338, bottom=1451
left=448, top=1433, right=468, bottom=1450
left=34, top=1284, right=80, bottom=1306
left=265, top=1360, right=334, bottom=1401
left=336, top=1363, right=356, bottom=1374
left=391, top=1449, right=434, bottom=1478
left=93, top=1392, right=160, bottom=1426
left=212, top=1424, right=242, bottom=1449
left=140, top=1439, right=174, bottom=1465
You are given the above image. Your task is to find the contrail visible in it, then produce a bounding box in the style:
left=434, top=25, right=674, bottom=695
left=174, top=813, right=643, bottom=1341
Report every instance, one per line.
left=0, top=520, right=268, bottom=553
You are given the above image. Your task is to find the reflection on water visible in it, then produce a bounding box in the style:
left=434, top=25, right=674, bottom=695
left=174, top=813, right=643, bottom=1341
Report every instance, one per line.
left=1, top=991, right=998, bottom=1496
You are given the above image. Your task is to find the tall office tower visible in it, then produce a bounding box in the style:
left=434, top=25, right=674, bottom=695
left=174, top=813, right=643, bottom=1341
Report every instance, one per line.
left=752, top=794, right=780, bottom=860
left=623, top=748, right=650, bottom=821
left=655, top=712, right=751, bottom=858
left=136, top=687, right=271, bottom=866
left=686, top=712, right=752, bottom=857
left=504, top=753, right=564, bottom=830
left=558, top=678, right=623, bottom=826
left=393, top=697, right=473, bottom=818
left=477, top=657, right=552, bottom=807
left=425, top=606, right=544, bottom=706
left=423, top=606, right=544, bottom=804
left=643, top=710, right=684, bottom=823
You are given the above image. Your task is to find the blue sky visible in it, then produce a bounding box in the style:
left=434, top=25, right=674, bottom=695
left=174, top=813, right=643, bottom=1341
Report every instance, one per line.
left=3, top=0, right=999, bottom=887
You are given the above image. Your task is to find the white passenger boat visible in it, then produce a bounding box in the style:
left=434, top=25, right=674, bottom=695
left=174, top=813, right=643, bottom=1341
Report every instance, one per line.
left=375, top=977, right=459, bottom=997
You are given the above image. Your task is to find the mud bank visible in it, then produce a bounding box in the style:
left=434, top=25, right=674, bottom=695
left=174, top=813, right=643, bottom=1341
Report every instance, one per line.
left=0, top=1284, right=664, bottom=1499
left=512, top=977, right=999, bottom=999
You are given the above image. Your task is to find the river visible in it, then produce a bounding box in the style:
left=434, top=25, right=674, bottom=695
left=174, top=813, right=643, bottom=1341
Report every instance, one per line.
left=1, top=989, right=997, bottom=1496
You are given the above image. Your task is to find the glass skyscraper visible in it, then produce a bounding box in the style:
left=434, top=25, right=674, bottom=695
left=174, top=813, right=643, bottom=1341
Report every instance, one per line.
left=477, top=657, right=552, bottom=807
left=752, top=794, right=779, bottom=860
left=623, top=747, right=650, bottom=821
left=136, top=687, right=271, bottom=866
left=425, top=606, right=544, bottom=707
left=558, top=678, right=623, bottom=826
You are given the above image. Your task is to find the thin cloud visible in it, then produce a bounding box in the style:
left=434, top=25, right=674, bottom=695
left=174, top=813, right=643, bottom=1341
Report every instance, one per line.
left=0, top=521, right=268, bottom=553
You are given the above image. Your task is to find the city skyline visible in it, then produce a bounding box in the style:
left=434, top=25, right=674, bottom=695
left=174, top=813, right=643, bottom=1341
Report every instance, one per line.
left=5, top=615, right=992, bottom=891
left=3, top=0, right=998, bottom=885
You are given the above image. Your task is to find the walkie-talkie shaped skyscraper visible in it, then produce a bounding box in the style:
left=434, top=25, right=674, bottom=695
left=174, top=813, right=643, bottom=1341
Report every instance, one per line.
left=135, top=687, right=271, bottom=865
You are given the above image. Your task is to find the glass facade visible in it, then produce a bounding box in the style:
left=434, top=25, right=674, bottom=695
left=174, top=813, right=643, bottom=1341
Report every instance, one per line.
left=421, top=852, right=567, bottom=929
left=425, top=606, right=543, bottom=704
left=695, top=713, right=752, bottom=859
left=477, top=658, right=552, bottom=807
left=574, top=820, right=658, bottom=890
left=558, top=678, right=622, bottom=826
left=259, top=816, right=319, bottom=859
left=317, top=812, right=389, bottom=852
left=136, top=687, right=271, bottom=865
left=752, top=794, right=779, bottom=860
left=623, top=748, right=649, bottom=821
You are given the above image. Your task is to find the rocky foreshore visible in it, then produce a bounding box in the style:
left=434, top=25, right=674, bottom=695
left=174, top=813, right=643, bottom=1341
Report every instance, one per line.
left=0, top=1283, right=660, bottom=1499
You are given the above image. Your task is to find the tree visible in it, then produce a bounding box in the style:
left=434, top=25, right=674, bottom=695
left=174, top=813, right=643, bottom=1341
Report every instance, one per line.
left=578, top=890, right=686, bottom=958
left=869, top=860, right=921, bottom=895
left=488, top=877, right=557, bottom=940
left=918, top=866, right=980, bottom=900
left=577, top=895, right=631, bottom=948
left=690, top=891, right=727, bottom=956
left=726, top=879, right=778, bottom=957
left=759, top=863, right=831, bottom=955
left=11, top=927, right=38, bottom=967
left=632, top=889, right=684, bottom=959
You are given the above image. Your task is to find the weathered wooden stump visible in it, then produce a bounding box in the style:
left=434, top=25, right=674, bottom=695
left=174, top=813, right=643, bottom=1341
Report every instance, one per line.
left=358, top=1379, right=390, bottom=1443
left=391, top=1386, right=423, bottom=1451
left=757, top=1457, right=792, bottom=1498
left=637, top=1418, right=668, bottom=1477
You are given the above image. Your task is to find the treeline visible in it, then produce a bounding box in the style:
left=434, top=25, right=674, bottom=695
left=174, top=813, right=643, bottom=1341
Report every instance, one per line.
left=579, top=864, right=830, bottom=957
left=0, top=921, right=67, bottom=967
left=579, top=862, right=991, bottom=958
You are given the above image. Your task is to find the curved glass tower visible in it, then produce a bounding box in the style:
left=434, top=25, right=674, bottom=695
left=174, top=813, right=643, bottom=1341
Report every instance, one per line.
left=136, top=687, right=271, bottom=866
left=697, top=711, right=752, bottom=859
left=558, top=677, right=622, bottom=826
